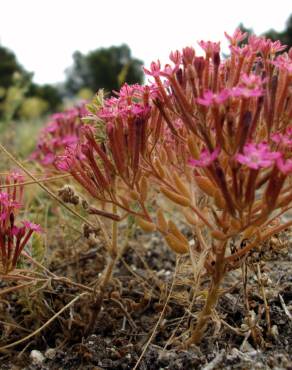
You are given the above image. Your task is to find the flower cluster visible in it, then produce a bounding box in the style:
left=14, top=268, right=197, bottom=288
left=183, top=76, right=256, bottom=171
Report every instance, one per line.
left=0, top=172, right=41, bottom=274
left=54, top=30, right=292, bottom=228
left=53, top=31, right=292, bottom=343
left=55, top=128, right=115, bottom=201
left=32, top=104, right=88, bottom=166
left=95, top=84, right=153, bottom=185
left=271, top=126, right=292, bottom=148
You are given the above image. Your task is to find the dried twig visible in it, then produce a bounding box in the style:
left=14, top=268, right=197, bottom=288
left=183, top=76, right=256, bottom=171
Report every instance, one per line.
left=279, top=294, right=292, bottom=321
left=201, top=349, right=225, bottom=370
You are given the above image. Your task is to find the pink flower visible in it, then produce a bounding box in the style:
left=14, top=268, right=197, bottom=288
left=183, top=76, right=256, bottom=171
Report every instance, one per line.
left=117, top=83, right=138, bottom=99
left=248, top=35, right=265, bottom=53
left=0, top=192, right=9, bottom=206
left=198, top=40, right=220, bottom=56
left=229, top=45, right=251, bottom=57
left=131, top=104, right=151, bottom=118
left=189, top=147, right=220, bottom=167
left=98, top=85, right=152, bottom=123
left=169, top=50, right=182, bottom=65
left=276, top=157, right=292, bottom=174
left=225, top=29, right=248, bottom=46
left=231, top=73, right=265, bottom=98
left=159, top=64, right=179, bottom=78
left=271, top=128, right=292, bottom=148
left=2, top=172, right=24, bottom=212
left=22, top=220, right=42, bottom=233
left=98, top=99, right=121, bottom=120
left=45, top=121, right=59, bottom=133
left=55, top=148, right=77, bottom=172
left=235, top=143, right=281, bottom=169
left=197, top=89, right=230, bottom=106
left=182, top=47, right=195, bottom=65
left=143, top=60, right=162, bottom=78
left=9, top=171, right=24, bottom=183
left=261, top=39, right=287, bottom=56
left=62, top=135, right=79, bottom=146
left=269, top=40, right=287, bottom=54
left=240, top=73, right=264, bottom=88
left=0, top=173, right=43, bottom=273
left=33, top=103, right=87, bottom=167
left=42, top=153, right=55, bottom=165
left=272, top=54, right=292, bottom=75
left=231, top=87, right=263, bottom=98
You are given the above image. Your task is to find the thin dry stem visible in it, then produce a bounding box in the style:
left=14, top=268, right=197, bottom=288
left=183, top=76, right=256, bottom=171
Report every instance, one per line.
left=186, top=241, right=227, bottom=345
left=0, top=174, right=72, bottom=189
left=226, top=220, right=292, bottom=263
left=256, top=263, right=271, bottom=336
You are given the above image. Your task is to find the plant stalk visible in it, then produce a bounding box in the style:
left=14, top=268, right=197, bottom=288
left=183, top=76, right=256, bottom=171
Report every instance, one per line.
left=186, top=242, right=226, bottom=345
left=187, top=276, right=223, bottom=345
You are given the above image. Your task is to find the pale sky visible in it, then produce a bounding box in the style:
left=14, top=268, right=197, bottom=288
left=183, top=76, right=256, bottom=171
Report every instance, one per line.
left=0, top=0, right=291, bottom=84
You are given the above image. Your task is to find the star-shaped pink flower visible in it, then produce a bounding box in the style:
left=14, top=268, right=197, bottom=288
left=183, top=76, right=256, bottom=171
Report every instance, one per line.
left=189, top=147, right=220, bottom=167
left=235, top=143, right=281, bottom=169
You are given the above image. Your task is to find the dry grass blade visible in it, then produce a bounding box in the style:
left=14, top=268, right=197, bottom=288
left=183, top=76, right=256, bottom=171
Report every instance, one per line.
left=0, top=282, right=36, bottom=296
left=21, top=251, right=56, bottom=277
left=0, top=320, right=31, bottom=334
left=0, top=173, right=72, bottom=189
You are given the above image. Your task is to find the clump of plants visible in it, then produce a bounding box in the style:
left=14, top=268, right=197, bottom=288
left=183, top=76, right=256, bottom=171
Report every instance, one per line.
left=1, top=30, right=291, bottom=356
left=50, top=29, right=292, bottom=344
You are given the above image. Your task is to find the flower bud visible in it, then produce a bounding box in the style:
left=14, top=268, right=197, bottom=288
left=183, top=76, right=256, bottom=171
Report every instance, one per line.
left=160, top=187, right=191, bottom=207
left=136, top=217, right=156, bottom=232
left=165, top=234, right=189, bottom=254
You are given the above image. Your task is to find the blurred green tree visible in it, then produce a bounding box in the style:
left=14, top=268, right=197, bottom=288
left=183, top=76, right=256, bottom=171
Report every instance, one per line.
left=264, top=14, right=292, bottom=47
left=0, top=45, right=31, bottom=88
left=239, top=14, right=292, bottom=48
left=0, top=46, right=30, bottom=119
left=0, top=44, right=62, bottom=119
left=65, top=44, right=144, bottom=95
left=27, top=83, right=62, bottom=112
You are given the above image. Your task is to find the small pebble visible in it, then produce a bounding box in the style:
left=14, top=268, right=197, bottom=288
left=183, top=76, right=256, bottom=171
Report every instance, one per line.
left=45, top=348, right=57, bottom=359
left=271, top=325, right=279, bottom=338
left=30, top=349, right=45, bottom=364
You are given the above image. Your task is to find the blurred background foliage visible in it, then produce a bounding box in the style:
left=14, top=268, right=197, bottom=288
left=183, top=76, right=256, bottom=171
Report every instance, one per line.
left=239, top=14, right=292, bottom=47
left=65, top=44, right=144, bottom=96
left=263, top=14, right=292, bottom=46
left=0, top=44, right=144, bottom=122
left=0, top=15, right=291, bottom=123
